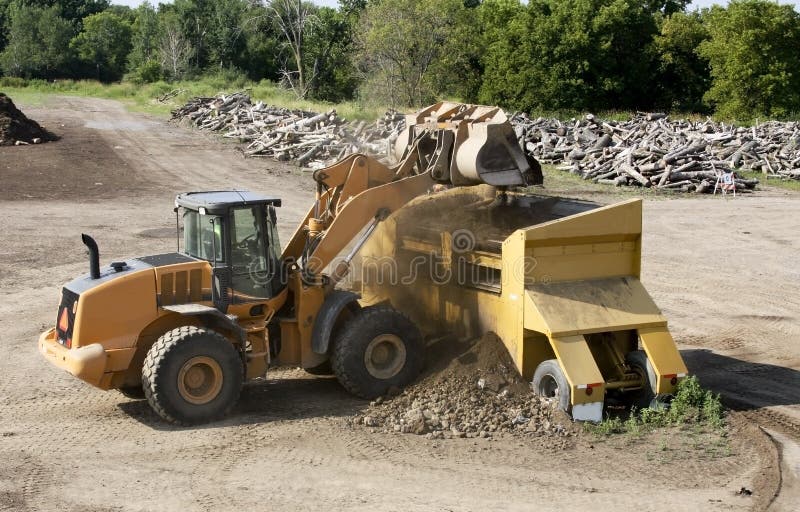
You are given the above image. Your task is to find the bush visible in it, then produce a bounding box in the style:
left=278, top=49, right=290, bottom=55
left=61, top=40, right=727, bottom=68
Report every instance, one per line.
left=0, top=76, right=28, bottom=88
left=127, top=61, right=163, bottom=84
left=587, top=376, right=725, bottom=435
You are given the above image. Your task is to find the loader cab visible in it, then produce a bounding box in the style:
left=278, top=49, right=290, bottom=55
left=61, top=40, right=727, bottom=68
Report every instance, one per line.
left=175, top=191, right=284, bottom=307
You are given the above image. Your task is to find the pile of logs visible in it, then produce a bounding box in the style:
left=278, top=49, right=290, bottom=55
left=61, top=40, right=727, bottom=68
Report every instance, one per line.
left=173, top=93, right=800, bottom=192
left=513, top=112, right=800, bottom=192
left=171, top=92, right=405, bottom=169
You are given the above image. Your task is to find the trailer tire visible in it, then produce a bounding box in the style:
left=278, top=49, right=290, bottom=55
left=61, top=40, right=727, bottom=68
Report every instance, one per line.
left=331, top=305, right=424, bottom=399
left=533, top=359, right=571, bottom=413
left=142, top=326, right=243, bottom=425
left=625, top=350, right=657, bottom=409
left=118, top=385, right=146, bottom=400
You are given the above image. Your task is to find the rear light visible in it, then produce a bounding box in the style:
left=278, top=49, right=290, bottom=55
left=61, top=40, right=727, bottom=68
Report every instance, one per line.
left=578, top=383, right=603, bottom=395
left=58, top=307, right=69, bottom=333
left=65, top=338, right=72, bottom=349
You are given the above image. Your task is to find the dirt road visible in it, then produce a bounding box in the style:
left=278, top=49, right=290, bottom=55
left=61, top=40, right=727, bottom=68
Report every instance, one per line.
left=0, top=96, right=797, bottom=511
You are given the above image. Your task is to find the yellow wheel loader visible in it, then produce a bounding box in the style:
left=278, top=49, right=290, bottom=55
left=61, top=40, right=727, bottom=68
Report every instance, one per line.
left=39, top=102, right=687, bottom=424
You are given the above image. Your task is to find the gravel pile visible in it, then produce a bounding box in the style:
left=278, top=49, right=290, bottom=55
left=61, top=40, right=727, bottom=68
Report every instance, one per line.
left=351, top=334, right=576, bottom=441
left=0, top=93, right=56, bottom=146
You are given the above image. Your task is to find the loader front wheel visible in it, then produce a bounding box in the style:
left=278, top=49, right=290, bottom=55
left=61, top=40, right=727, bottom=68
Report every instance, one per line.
left=331, top=305, right=424, bottom=399
left=533, top=359, right=571, bottom=413
left=625, top=350, right=657, bottom=409
left=142, top=326, right=243, bottom=425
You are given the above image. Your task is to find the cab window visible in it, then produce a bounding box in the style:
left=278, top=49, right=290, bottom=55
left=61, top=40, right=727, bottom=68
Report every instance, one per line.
left=183, top=209, right=224, bottom=262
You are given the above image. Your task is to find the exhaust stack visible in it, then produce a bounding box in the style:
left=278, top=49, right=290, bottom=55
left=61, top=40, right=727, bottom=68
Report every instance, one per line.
left=81, top=234, right=101, bottom=279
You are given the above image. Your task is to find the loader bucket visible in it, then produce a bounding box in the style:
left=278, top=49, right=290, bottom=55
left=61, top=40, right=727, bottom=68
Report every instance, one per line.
left=356, top=185, right=687, bottom=422
left=393, top=102, right=542, bottom=187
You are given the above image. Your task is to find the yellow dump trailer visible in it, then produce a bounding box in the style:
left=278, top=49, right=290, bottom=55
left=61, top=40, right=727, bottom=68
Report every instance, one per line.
left=357, top=185, right=687, bottom=422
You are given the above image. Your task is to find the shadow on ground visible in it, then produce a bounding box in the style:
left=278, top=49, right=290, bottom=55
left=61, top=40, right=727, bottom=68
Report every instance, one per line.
left=682, top=349, right=800, bottom=410
left=117, top=371, right=365, bottom=431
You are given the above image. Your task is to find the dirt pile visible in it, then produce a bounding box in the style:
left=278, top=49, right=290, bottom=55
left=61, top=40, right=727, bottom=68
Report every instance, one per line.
left=352, top=334, right=576, bottom=442
left=0, top=93, right=57, bottom=146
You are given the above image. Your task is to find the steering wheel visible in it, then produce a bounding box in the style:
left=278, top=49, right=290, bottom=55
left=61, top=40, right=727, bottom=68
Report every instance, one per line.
left=236, top=233, right=256, bottom=249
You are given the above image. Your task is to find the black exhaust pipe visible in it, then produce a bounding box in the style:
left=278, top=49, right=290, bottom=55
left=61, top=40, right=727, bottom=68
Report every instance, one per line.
left=81, top=234, right=100, bottom=279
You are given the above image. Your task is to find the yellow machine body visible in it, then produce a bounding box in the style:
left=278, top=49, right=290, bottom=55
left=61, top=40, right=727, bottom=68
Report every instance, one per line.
left=358, top=185, right=687, bottom=422
left=38, top=102, right=685, bottom=424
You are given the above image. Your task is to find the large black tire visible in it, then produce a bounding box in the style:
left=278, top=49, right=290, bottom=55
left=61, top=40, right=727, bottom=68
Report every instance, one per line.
left=142, top=326, right=243, bottom=425
left=625, top=350, right=657, bottom=409
left=532, top=359, right=571, bottom=413
left=331, top=305, right=424, bottom=399
left=118, top=385, right=146, bottom=400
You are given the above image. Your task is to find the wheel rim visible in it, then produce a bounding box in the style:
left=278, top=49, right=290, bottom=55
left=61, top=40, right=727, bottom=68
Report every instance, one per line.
left=177, top=356, right=224, bottom=405
left=538, top=374, right=561, bottom=399
left=363, top=334, right=406, bottom=380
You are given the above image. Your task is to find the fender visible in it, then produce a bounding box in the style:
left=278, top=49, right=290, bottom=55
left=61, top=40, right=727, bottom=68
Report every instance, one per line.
left=311, top=290, right=362, bottom=354
left=162, top=304, right=246, bottom=344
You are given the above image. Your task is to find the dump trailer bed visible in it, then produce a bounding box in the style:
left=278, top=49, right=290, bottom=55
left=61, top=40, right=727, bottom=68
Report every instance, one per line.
left=357, top=185, right=687, bottom=422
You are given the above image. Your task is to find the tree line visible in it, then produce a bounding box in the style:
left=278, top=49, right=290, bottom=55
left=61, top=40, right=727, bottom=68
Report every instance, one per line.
left=1, top=0, right=799, bottom=119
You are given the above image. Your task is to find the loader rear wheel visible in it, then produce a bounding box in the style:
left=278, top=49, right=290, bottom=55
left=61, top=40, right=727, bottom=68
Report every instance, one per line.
left=331, top=305, right=424, bottom=399
left=142, top=326, right=243, bottom=425
left=625, top=350, right=657, bottom=409
left=533, top=359, right=571, bottom=413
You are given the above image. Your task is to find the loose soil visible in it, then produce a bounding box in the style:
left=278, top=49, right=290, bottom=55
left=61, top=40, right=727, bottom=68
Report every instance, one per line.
left=353, top=334, right=576, bottom=442
left=0, top=96, right=798, bottom=511
left=0, top=93, right=56, bottom=146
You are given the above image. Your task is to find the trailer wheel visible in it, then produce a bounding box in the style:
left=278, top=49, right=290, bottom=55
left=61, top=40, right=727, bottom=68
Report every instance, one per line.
left=625, top=350, right=657, bottom=409
left=118, top=385, right=145, bottom=400
left=331, top=305, right=424, bottom=399
left=142, top=326, right=243, bottom=425
left=533, top=359, right=571, bottom=413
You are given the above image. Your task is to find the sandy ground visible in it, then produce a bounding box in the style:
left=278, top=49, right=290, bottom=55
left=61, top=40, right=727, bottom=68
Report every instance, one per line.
left=0, top=96, right=798, bottom=511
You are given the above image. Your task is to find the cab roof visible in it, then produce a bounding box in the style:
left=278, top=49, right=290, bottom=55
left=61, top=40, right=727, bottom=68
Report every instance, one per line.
left=175, top=190, right=282, bottom=215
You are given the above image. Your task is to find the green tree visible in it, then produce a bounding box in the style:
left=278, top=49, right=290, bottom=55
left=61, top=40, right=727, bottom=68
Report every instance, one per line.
left=158, top=10, right=193, bottom=79
left=653, top=10, right=710, bottom=112
left=479, top=0, right=661, bottom=112
left=305, top=4, right=362, bottom=102
left=237, top=1, right=282, bottom=82
left=37, top=5, right=76, bottom=78
left=71, top=11, right=133, bottom=81
left=172, top=0, right=213, bottom=71
left=697, top=0, right=800, bottom=119
left=475, top=0, right=527, bottom=108
left=0, top=1, right=40, bottom=77
left=0, top=0, right=12, bottom=55
left=357, top=0, right=469, bottom=107
left=128, top=2, right=161, bottom=82
left=0, top=2, right=75, bottom=78
left=207, top=0, right=247, bottom=71
left=268, top=0, right=318, bottom=99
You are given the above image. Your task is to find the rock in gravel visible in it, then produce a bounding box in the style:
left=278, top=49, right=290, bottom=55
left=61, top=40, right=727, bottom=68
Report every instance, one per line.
left=349, top=334, right=576, bottom=443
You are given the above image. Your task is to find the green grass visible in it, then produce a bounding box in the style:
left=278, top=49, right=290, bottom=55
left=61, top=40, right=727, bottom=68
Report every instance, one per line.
left=740, top=170, right=800, bottom=191
left=584, top=376, right=730, bottom=459
left=586, top=376, right=726, bottom=437
left=0, top=76, right=388, bottom=121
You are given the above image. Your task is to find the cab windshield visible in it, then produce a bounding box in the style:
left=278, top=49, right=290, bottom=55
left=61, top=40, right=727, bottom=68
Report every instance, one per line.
left=183, top=209, right=224, bottom=262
